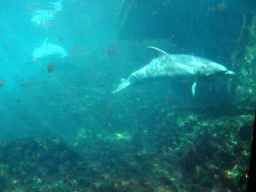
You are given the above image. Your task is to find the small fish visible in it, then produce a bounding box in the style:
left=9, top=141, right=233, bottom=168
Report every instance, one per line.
left=165, top=94, right=172, bottom=104
left=101, top=106, right=114, bottom=115
left=20, top=81, right=33, bottom=87
left=0, top=82, right=4, bottom=86
left=47, top=62, right=56, bottom=73
left=106, top=49, right=119, bottom=56
left=17, top=100, right=20, bottom=102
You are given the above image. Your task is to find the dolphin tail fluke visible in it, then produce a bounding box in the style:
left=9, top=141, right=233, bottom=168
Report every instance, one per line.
left=111, top=78, right=130, bottom=93
left=225, top=70, right=235, bottom=75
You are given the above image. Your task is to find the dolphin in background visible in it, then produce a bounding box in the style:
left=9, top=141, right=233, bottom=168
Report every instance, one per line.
left=32, top=37, right=69, bottom=59
left=112, top=46, right=235, bottom=97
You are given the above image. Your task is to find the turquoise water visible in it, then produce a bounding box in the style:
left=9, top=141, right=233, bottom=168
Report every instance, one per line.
left=0, top=0, right=254, bottom=191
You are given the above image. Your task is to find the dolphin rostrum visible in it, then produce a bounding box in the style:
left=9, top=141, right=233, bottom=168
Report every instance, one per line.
left=112, top=46, right=235, bottom=97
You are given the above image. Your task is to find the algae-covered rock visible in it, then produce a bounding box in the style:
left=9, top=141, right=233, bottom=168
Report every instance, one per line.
left=232, top=13, right=256, bottom=110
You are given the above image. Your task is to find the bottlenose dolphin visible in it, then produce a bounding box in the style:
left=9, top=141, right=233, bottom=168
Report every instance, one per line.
left=32, top=37, right=69, bottom=59
left=112, top=46, right=235, bottom=97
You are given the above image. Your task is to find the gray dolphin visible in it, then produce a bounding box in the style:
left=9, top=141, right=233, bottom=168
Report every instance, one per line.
left=112, top=46, right=235, bottom=97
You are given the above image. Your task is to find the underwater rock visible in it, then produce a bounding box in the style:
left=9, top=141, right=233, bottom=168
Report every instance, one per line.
left=239, top=125, right=254, bottom=141
left=0, top=175, right=8, bottom=189
left=97, top=178, right=155, bottom=192
left=0, top=137, right=98, bottom=191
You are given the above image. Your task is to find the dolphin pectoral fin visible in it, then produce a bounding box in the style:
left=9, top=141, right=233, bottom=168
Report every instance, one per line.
left=111, top=78, right=130, bottom=93
left=192, top=82, right=197, bottom=98
left=147, top=46, right=170, bottom=56
left=43, top=37, right=49, bottom=54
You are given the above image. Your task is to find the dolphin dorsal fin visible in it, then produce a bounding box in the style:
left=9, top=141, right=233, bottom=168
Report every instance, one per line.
left=43, top=37, right=48, bottom=45
left=147, top=46, right=170, bottom=56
